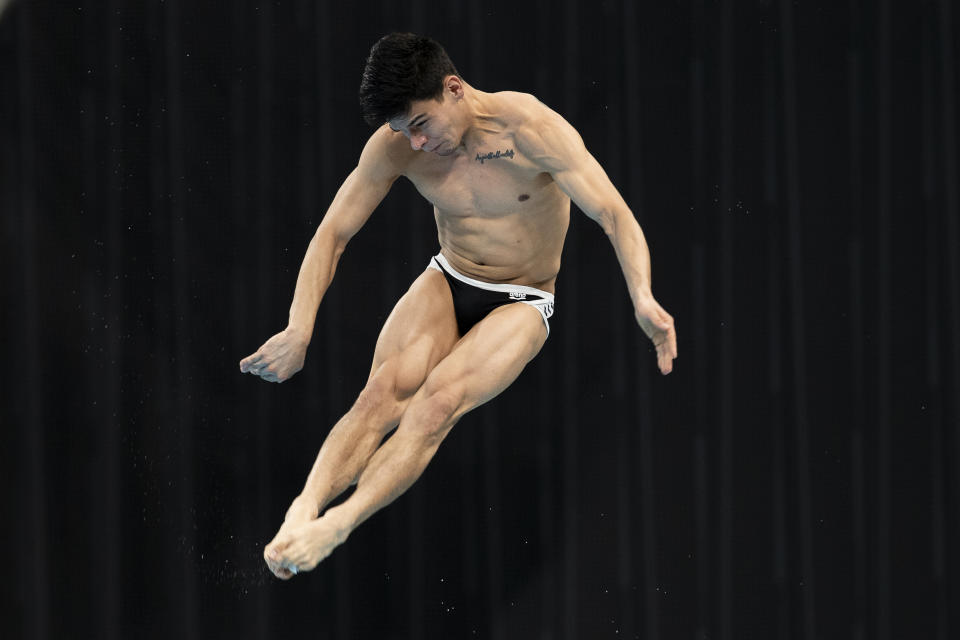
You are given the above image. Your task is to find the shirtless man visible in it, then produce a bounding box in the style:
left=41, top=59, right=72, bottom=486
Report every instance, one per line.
left=239, top=33, right=677, bottom=579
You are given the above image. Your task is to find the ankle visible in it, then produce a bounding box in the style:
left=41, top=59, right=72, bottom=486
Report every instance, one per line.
left=319, top=505, right=355, bottom=540
left=287, top=494, right=320, bottom=520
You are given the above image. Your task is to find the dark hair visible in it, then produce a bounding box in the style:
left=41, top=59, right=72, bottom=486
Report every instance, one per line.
left=359, top=33, right=461, bottom=127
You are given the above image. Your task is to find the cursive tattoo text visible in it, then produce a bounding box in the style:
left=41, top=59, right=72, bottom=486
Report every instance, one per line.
left=475, top=149, right=515, bottom=164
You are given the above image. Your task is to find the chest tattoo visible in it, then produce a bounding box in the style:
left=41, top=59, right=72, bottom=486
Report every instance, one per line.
left=475, top=148, right=515, bottom=164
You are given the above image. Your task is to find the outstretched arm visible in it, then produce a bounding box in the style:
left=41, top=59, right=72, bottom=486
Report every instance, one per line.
left=239, top=126, right=405, bottom=382
left=516, top=108, right=677, bottom=374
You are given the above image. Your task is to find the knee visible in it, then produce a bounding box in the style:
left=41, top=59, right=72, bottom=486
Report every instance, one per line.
left=352, top=366, right=403, bottom=425
left=401, top=385, right=463, bottom=443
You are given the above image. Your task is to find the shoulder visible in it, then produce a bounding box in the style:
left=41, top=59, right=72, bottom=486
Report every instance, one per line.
left=501, top=93, right=586, bottom=173
left=494, top=91, right=563, bottom=130
left=358, top=124, right=418, bottom=177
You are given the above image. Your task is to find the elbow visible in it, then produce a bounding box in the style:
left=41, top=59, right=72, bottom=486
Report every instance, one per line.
left=313, top=224, right=348, bottom=260
left=594, top=205, right=630, bottom=237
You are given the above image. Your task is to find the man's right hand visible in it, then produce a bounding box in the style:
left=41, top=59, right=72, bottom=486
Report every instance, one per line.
left=239, top=327, right=309, bottom=383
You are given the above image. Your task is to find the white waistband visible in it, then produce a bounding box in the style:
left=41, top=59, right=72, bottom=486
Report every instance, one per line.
left=430, top=253, right=555, bottom=302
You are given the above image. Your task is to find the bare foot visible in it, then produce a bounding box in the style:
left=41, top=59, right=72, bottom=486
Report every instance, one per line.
left=263, top=512, right=350, bottom=579
left=263, top=495, right=319, bottom=579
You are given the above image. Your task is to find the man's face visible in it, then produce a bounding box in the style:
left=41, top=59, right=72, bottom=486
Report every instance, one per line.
left=388, top=88, right=462, bottom=156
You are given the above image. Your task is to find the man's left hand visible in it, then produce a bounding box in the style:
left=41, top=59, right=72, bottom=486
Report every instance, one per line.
left=634, top=294, right=677, bottom=375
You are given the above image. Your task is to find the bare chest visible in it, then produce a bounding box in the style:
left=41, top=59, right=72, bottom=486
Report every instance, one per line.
left=405, top=142, right=553, bottom=217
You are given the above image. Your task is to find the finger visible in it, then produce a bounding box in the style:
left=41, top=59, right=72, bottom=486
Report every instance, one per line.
left=658, top=349, right=673, bottom=375
left=264, top=552, right=282, bottom=577
left=268, top=534, right=291, bottom=555
left=265, top=550, right=294, bottom=579
left=240, top=353, right=263, bottom=372
left=264, top=546, right=280, bottom=571
left=264, top=538, right=289, bottom=565
left=266, top=555, right=292, bottom=580
left=247, top=364, right=273, bottom=380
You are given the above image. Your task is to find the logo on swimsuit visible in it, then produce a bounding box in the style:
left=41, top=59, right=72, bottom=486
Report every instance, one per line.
left=509, top=291, right=527, bottom=300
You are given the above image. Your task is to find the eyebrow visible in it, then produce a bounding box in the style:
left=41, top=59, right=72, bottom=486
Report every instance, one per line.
left=388, top=113, right=428, bottom=133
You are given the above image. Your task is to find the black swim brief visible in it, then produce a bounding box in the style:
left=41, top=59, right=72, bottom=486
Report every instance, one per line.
left=428, top=253, right=555, bottom=338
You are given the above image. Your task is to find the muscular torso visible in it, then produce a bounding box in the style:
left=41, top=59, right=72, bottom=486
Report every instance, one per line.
left=389, top=93, right=571, bottom=292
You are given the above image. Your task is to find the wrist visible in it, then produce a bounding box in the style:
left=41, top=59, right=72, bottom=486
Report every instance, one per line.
left=285, top=323, right=313, bottom=345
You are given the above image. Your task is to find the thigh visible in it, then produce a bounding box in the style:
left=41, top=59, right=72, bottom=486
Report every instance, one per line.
left=412, top=301, right=548, bottom=423
left=367, top=267, right=459, bottom=392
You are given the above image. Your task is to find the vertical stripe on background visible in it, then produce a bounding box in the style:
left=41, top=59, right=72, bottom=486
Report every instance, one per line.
left=875, top=2, right=892, bottom=638
left=689, top=0, right=709, bottom=634
left=921, top=5, right=946, bottom=638
left=637, top=365, right=659, bottom=640
left=17, top=4, right=49, bottom=638
left=938, top=0, right=960, bottom=556
left=165, top=1, right=198, bottom=637
left=692, top=249, right=709, bottom=640
left=778, top=0, right=816, bottom=637
left=460, top=400, right=481, bottom=620
left=846, top=2, right=867, bottom=637
left=461, top=419, right=481, bottom=622
left=407, top=483, right=425, bottom=640
left=849, top=244, right=866, bottom=640
left=146, top=1, right=176, bottom=634
left=80, top=2, right=102, bottom=636
left=101, top=1, right=123, bottom=637
left=1, top=59, right=23, bottom=640
left=762, top=11, right=788, bottom=638
left=483, top=406, right=505, bottom=640
left=718, top=1, right=734, bottom=638
left=846, top=1, right=867, bottom=637
left=561, top=0, right=580, bottom=636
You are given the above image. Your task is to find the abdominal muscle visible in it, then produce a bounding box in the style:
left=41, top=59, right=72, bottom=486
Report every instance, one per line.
left=434, top=199, right=570, bottom=293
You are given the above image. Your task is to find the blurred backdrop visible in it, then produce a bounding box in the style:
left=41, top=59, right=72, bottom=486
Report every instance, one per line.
left=2, top=0, right=959, bottom=638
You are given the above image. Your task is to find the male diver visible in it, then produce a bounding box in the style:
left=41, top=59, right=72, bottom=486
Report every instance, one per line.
left=239, top=33, right=677, bottom=579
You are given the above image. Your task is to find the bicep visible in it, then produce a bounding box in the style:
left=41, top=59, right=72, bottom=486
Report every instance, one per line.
left=552, top=154, right=628, bottom=232
left=523, top=114, right=628, bottom=232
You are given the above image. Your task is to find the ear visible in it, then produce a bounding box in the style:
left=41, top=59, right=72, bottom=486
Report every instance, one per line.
left=444, top=75, right=464, bottom=99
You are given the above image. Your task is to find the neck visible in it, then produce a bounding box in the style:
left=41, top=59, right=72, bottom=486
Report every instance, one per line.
left=456, top=85, right=499, bottom=152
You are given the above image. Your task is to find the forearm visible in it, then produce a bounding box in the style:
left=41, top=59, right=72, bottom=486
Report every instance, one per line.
left=606, top=209, right=653, bottom=307
left=286, top=227, right=346, bottom=338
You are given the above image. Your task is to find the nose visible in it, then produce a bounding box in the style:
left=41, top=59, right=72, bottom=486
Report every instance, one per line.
left=410, top=134, right=428, bottom=151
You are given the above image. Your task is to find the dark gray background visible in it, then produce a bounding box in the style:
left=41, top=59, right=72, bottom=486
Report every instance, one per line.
left=3, top=0, right=959, bottom=638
